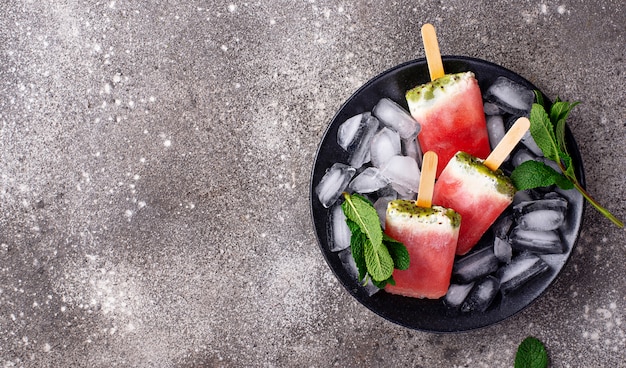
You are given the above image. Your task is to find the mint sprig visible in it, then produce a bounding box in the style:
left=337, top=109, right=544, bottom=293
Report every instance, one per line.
left=511, top=160, right=573, bottom=190
left=515, top=336, right=548, bottom=368
left=341, top=193, right=409, bottom=287
left=383, top=233, right=410, bottom=271
left=510, top=94, right=623, bottom=228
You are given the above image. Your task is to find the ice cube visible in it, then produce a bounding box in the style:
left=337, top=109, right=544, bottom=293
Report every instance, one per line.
left=338, top=248, right=380, bottom=296
left=337, top=113, right=379, bottom=168
left=543, top=191, right=563, bottom=200
left=444, top=282, right=475, bottom=309
left=337, top=113, right=366, bottom=151
left=510, top=227, right=564, bottom=254
left=401, top=136, right=423, bottom=167
left=372, top=98, right=421, bottom=139
left=553, top=182, right=582, bottom=204
left=380, top=155, right=420, bottom=193
left=374, top=195, right=395, bottom=229
left=516, top=208, right=566, bottom=232
left=351, top=115, right=379, bottom=168
left=538, top=253, right=566, bottom=270
left=483, top=102, right=502, bottom=115
left=452, top=246, right=500, bottom=283
left=497, top=252, right=550, bottom=294
left=315, top=163, right=356, bottom=208
left=486, top=115, right=506, bottom=151
left=349, top=167, right=390, bottom=194
left=511, top=148, right=536, bottom=167
left=330, top=204, right=351, bottom=252
left=493, top=237, right=512, bottom=263
left=537, top=156, right=561, bottom=172
left=513, top=196, right=568, bottom=231
left=461, top=276, right=500, bottom=313
left=484, top=76, right=535, bottom=115
left=375, top=184, right=398, bottom=199
left=370, top=127, right=401, bottom=168
left=513, top=190, right=534, bottom=206
left=520, top=130, right=543, bottom=156
left=492, top=213, right=514, bottom=238
left=391, top=182, right=416, bottom=200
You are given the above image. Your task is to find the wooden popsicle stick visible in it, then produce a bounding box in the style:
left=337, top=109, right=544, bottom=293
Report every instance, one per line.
left=484, top=117, right=531, bottom=171
left=416, top=151, right=438, bottom=208
left=421, top=24, right=445, bottom=81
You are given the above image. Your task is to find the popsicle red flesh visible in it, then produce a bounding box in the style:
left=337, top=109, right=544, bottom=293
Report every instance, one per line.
left=406, top=72, right=491, bottom=176
left=384, top=200, right=461, bottom=299
left=432, top=151, right=516, bottom=255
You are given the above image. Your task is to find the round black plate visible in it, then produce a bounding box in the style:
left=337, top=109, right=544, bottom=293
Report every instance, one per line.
left=310, top=56, right=585, bottom=332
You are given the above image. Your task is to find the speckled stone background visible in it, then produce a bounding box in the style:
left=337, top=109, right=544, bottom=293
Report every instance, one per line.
left=0, top=1, right=624, bottom=367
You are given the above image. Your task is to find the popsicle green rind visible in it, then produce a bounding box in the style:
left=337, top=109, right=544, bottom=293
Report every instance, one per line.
left=454, top=151, right=517, bottom=197
left=387, top=200, right=461, bottom=229
left=406, top=72, right=475, bottom=105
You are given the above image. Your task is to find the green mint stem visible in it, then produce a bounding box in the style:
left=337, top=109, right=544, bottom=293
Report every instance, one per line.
left=558, top=162, right=624, bottom=228
left=572, top=180, right=624, bottom=228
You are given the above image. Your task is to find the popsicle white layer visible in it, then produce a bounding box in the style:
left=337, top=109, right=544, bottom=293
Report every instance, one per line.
left=432, top=151, right=516, bottom=255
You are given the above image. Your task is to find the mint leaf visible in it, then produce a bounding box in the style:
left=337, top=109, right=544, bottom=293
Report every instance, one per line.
left=341, top=193, right=383, bottom=248
left=371, top=275, right=393, bottom=289
left=346, top=217, right=360, bottom=233
left=341, top=193, right=403, bottom=282
left=559, top=152, right=576, bottom=179
left=348, top=223, right=367, bottom=282
left=515, top=336, right=548, bottom=368
left=385, top=276, right=395, bottom=286
left=511, top=95, right=623, bottom=228
left=555, top=115, right=567, bottom=156
left=529, top=103, right=559, bottom=162
left=552, top=100, right=578, bottom=172
left=533, top=90, right=545, bottom=109
left=511, top=160, right=573, bottom=190
left=364, top=237, right=394, bottom=281
left=550, top=99, right=579, bottom=130
left=384, top=233, right=410, bottom=270
left=371, top=278, right=385, bottom=288
left=552, top=100, right=579, bottom=178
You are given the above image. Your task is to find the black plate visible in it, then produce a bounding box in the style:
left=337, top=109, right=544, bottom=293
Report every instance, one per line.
left=310, top=56, right=585, bottom=332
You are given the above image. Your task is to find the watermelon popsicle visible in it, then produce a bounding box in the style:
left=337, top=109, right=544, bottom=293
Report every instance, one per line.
left=433, top=117, right=530, bottom=255
left=406, top=24, right=491, bottom=176
left=384, top=151, right=461, bottom=299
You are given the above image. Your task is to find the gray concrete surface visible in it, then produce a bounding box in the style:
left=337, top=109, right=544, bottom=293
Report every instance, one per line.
left=1, top=1, right=624, bottom=367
